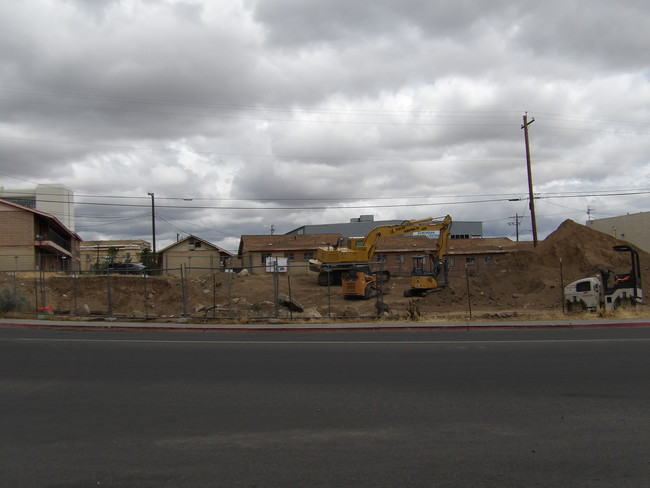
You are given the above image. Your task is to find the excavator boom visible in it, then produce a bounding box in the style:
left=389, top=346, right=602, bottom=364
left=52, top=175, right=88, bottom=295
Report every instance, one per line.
left=311, top=215, right=452, bottom=286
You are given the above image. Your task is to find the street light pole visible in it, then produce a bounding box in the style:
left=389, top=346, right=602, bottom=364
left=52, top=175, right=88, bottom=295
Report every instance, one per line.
left=148, top=192, right=156, bottom=253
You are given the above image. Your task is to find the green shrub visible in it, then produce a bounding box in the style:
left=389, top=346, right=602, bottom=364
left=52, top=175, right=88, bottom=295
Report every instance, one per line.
left=0, top=287, right=29, bottom=313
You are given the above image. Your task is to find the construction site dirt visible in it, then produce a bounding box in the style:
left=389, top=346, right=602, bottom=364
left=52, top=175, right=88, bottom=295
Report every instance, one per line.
left=2, top=220, right=649, bottom=323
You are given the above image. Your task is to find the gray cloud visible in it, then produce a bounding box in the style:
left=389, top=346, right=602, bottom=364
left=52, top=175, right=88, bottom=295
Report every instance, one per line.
left=0, top=0, right=648, bottom=252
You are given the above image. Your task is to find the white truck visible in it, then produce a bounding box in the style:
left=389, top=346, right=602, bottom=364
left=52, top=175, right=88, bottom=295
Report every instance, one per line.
left=564, top=245, right=642, bottom=312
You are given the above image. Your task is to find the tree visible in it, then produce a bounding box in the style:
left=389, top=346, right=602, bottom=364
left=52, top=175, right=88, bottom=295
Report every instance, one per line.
left=138, top=247, right=159, bottom=271
left=106, top=247, right=119, bottom=265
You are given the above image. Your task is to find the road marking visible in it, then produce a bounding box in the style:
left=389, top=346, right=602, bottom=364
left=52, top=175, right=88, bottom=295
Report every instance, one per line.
left=10, top=337, right=650, bottom=346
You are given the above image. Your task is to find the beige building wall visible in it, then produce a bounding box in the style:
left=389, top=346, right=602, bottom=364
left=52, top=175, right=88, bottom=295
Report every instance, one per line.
left=0, top=208, right=37, bottom=271
left=586, top=213, right=650, bottom=252
left=163, top=250, right=223, bottom=275
left=0, top=207, right=34, bottom=244
left=80, top=240, right=151, bottom=272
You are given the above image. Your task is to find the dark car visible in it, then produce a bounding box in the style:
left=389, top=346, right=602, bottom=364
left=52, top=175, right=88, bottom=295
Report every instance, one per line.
left=106, top=262, right=147, bottom=275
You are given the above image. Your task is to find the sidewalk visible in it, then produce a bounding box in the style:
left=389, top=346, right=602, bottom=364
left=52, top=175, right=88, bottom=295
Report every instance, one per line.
left=2, top=316, right=650, bottom=332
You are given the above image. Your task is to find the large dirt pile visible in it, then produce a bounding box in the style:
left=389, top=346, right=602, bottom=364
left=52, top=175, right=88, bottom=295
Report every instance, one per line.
left=1, top=220, right=647, bottom=321
left=391, top=219, right=650, bottom=317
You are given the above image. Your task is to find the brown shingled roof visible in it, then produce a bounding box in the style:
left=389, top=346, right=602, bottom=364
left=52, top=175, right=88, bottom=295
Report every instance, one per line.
left=238, top=233, right=342, bottom=255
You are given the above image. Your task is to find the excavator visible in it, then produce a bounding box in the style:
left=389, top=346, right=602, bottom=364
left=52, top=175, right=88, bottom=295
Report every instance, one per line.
left=340, top=215, right=452, bottom=299
left=402, top=217, right=452, bottom=297
left=310, top=216, right=452, bottom=288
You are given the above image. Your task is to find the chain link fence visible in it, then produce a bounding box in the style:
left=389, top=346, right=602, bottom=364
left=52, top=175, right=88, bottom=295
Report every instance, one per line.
left=0, top=262, right=398, bottom=322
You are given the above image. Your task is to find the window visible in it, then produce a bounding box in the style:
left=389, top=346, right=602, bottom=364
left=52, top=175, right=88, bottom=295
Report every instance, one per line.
left=576, top=281, right=591, bottom=292
left=396, top=254, right=405, bottom=263
left=484, top=256, right=492, bottom=265
left=261, top=253, right=272, bottom=264
left=303, top=252, right=314, bottom=260
left=377, top=254, right=387, bottom=263
left=465, top=257, right=475, bottom=264
left=284, top=252, right=294, bottom=261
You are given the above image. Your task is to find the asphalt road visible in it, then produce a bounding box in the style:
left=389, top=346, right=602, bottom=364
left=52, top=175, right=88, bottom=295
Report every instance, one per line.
left=1, top=326, right=649, bottom=487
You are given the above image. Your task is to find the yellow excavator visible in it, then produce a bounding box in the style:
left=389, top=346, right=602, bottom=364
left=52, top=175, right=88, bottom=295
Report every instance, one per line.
left=309, top=216, right=452, bottom=287
left=403, top=216, right=452, bottom=297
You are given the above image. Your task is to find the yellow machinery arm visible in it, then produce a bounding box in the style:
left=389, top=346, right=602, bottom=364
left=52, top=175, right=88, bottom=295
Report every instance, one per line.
left=313, top=215, right=452, bottom=266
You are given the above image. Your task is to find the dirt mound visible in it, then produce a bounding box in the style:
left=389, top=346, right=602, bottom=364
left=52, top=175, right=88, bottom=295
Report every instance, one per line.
left=408, top=219, right=650, bottom=315
left=535, top=219, right=637, bottom=275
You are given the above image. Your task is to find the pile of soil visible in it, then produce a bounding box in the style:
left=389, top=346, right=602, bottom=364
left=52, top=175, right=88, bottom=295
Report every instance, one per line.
left=1, top=220, right=648, bottom=322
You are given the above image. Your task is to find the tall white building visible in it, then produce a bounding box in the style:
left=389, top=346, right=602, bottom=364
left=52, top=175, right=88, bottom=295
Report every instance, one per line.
left=0, top=183, right=75, bottom=231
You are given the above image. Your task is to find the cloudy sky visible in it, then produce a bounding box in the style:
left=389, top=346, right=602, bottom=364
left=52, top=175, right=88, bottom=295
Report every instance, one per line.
left=1, top=0, right=648, bottom=252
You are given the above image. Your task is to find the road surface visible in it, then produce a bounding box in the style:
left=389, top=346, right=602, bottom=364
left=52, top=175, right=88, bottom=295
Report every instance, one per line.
left=1, top=326, right=649, bottom=487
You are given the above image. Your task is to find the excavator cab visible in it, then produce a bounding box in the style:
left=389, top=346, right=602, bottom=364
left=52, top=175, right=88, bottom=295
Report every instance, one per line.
left=404, top=255, right=448, bottom=297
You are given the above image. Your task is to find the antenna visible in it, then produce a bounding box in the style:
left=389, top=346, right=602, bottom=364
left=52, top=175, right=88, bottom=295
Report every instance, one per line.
left=587, top=206, right=595, bottom=221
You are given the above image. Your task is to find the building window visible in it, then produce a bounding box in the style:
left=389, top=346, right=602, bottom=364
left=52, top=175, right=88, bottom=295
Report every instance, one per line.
left=284, top=252, right=294, bottom=261
left=261, top=253, right=272, bottom=264
left=466, top=257, right=475, bottom=264
left=377, top=254, right=387, bottom=263
left=484, top=256, right=492, bottom=265
left=396, top=254, right=405, bottom=263
left=303, top=252, right=314, bottom=260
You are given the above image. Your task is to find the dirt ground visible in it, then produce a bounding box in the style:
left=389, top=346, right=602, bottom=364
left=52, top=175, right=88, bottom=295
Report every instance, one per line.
left=2, top=220, right=649, bottom=322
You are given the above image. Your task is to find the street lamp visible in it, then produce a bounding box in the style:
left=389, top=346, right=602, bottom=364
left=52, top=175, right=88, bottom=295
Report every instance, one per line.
left=148, top=192, right=156, bottom=253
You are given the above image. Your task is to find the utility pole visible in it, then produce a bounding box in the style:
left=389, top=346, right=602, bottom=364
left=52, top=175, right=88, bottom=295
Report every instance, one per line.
left=508, top=214, right=523, bottom=241
left=521, top=113, right=538, bottom=247
left=148, top=192, right=156, bottom=253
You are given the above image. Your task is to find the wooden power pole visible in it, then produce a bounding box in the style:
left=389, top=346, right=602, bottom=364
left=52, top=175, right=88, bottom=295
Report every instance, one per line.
left=521, top=113, right=538, bottom=247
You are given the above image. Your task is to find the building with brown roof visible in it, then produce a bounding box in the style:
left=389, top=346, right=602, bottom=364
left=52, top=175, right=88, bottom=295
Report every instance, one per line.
left=238, top=231, right=530, bottom=279
left=446, top=237, right=531, bottom=277
left=238, top=233, right=342, bottom=275
left=158, top=235, right=234, bottom=276
left=0, top=198, right=81, bottom=273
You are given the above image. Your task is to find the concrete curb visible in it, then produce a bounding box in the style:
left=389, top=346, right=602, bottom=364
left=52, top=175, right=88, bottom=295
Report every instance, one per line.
left=2, top=317, right=650, bottom=332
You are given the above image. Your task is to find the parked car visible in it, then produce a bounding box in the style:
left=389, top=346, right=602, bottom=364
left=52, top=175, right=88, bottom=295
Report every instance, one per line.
left=106, top=262, right=147, bottom=275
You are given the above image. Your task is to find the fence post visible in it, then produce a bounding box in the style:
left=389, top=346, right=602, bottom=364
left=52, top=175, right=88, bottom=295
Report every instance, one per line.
left=106, top=270, right=113, bottom=318
left=228, top=271, right=232, bottom=312
left=326, top=266, right=332, bottom=318
left=465, top=264, right=472, bottom=321
left=287, top=272, right=293, bottom=320
left=212, top=273, right=217, bottom=320
left=273, top=261, right=279, bottom=318
left=560, top=258, right=566, bottom=314
left=180, top=265, right=189, bottom=318
left=73, top=274, right=78, bottom=316
left=143, top=273, right=148, bottom=320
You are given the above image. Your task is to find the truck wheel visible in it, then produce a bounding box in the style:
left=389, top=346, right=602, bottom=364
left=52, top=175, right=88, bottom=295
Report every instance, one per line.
left=566, top=301, right=586, bottom=313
